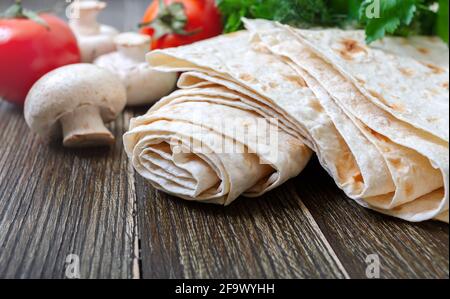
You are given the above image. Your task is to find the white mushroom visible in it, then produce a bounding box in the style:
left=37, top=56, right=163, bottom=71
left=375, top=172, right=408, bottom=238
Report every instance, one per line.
left=68, top=0, right=119, bottom=63
left=24, top=64, right=127, bottom=148
left=94, top=32, right=177, bottom=106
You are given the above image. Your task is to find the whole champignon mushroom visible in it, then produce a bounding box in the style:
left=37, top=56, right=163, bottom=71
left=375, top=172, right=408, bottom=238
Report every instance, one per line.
left=94, top=32, right=177, bottom=106
left=24, top=64, right=126, bottom=148
left=68, top=0, right=118, bottom=62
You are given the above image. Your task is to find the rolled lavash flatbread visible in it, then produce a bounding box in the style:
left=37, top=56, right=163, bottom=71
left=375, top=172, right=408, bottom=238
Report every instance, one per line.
left=171, top=48, right=446, bottom=222
left=242, top=19, right=449, bottom=222
left=127, top=25, right=448, bottom=222
left=124, top=85, right=312, bottom=205
left=145, top=31, right=397, bottom=205
left=291, top=27, right=449, bottom=142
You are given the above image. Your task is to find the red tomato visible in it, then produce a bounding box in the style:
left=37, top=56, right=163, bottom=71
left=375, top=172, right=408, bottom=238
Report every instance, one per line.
left=140, top=0, right=222, bottom=49
left=0, top=14, right=81, bottom=105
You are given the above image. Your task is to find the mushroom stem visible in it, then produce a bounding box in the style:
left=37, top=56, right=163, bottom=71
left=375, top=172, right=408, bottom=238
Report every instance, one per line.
left=61, top=105, right=115, bottom=148
left=115, top=33, right=151, bottom=62
left=69, top=1, right=106, bottom=35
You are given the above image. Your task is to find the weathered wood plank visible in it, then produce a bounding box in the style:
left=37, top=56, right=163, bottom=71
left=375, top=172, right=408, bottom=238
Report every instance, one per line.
left=296, top=158, right=449, bottom=279
left=135, top=171, right=350, bottom=279
left=0, top=101, right=138, bottom=279
left=1, top=104, right=448, bottom=279
left=136, top=151, right=448, bottom=279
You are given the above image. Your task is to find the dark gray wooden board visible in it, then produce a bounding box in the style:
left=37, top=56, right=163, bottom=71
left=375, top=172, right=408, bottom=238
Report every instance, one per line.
left=0, top=0, right=448, bottom=279
left=1, top=101, right=447, bottom=279
left=0, top=102, right=139, bottom=279
left=136, top=152, right=449, bottom=279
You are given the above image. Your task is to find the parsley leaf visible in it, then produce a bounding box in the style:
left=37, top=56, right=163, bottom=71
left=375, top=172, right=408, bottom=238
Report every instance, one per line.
left=217, top=0, right=343, bottom=33
left=359, top=0, right=417, bottom=44
left=437, top=0, right=449, bottom=43
left=216, top=0, right=449, bottom=44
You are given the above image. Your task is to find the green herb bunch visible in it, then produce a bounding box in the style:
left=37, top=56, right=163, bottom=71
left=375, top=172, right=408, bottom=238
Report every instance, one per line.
left=216, top=0, right=449, bottom=44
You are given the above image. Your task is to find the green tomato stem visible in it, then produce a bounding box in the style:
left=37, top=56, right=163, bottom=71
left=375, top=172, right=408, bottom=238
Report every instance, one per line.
left=1, top=0, right=48, bottom=29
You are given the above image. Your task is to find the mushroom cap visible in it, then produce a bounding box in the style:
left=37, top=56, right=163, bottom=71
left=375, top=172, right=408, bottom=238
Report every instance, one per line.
left=24, top=63, right=126, bottom=138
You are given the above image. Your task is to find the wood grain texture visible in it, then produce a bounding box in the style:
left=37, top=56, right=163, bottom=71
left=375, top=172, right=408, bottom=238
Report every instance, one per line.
left=135, top=157, right=449, bottom=279
left=0, top=102, right=448, bottom=279
left=135, top=175, right=349, bottom=279
left=296, top=159, right=449, bottom=279
left=0, top=0, right=148, bottom=278
left=0, top=101, right=138, bottom=279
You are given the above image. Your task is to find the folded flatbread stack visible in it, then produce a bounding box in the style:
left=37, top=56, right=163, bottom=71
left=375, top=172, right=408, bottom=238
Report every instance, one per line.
left=124, top=19, right=449, bottom=223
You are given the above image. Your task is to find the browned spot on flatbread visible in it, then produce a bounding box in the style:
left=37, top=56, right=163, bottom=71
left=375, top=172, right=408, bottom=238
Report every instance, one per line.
left=338, top=39, right=368, bottom=60
left=336, top=161, right=348, bottom=181
left=405, top=183, right=414, bottom=196
left=381, top=146, right=391, bottom=153
left=442, top=81, right=449, bottom=90
left=337, top=50, right=353, bottom=61
left=353, top=172, right=364, bottom=183
left=368, top=89, right=406, bottom=112
left=362, top=124, right=392, bottom=145
left=389, top=103, right=406, bottom=112
left=283, top=75, right=307, bottom=88
left=399, top=67, right=415, bottom=77
left=388, top=158, right=402, bottom=169
left=239, top=73, right=255, bottom=82
left=334, top=152, right=361, bottom=184
left=368, top=89, right=383, bottom=100
left=368, top=128, right=390, bottom=143
left=421, top=62, right=445, bottom=74
left=342, top=39, right=367, bottom=54
left=417, top=47, right=430, bottom=55
left=309, top=99, right=324, bottom=113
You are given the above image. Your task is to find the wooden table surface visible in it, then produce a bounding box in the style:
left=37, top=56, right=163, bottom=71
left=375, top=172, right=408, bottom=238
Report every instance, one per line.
left=0, top=102, right=448, bottom=279
left=0, top=0, right=448, bottom=279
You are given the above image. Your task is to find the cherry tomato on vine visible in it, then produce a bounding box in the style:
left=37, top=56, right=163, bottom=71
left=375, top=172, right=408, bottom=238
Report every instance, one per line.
left=140, top=0, right=223, bottom=50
